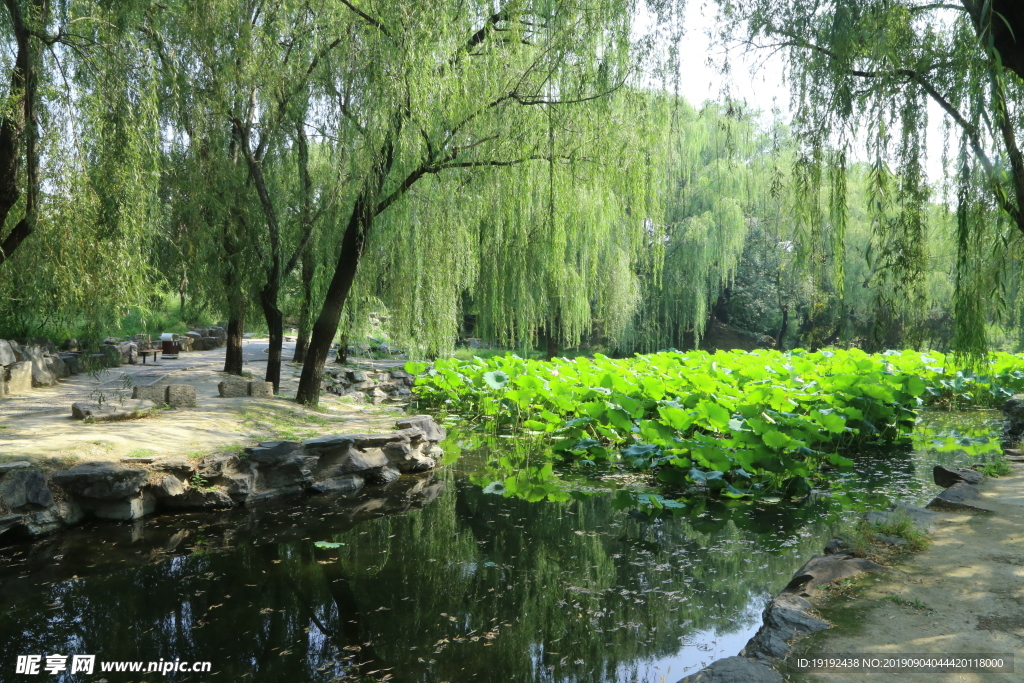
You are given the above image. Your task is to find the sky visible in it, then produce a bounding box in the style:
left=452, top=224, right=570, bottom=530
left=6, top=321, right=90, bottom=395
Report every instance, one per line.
left=665, top=1, right=951, bottom=185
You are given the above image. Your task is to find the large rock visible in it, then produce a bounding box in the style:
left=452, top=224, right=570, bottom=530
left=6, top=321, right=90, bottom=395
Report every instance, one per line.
left=677, top=656, right=783, bottom=683
left=0, top=469, right=54, bottom=511
left=244, top=441, right=305, bottom=463
left=78, top=491, right=156, bottom=521
left=933, top=465, right=985, bottom=488
left=97, top=344, right=121, bottom=367
left=133, top=384, right=166, bottom=403
left=927, top=482, right=994, bottom=512
left=6, top=361, right=31, bottom=393
left=783, top=554, right=887, bottom=597
left=249, top=380, right=274, bottom=397
left=152, top=474, right=186, bottom=498
left=51, top=462, right=149, bottom=500
left=149, top=456, right=196, bottom=479
left=1001, top=394, right=1024, bottom=447
left=0, top=339, right=15, bottom=366
left=396, top=415, right=447, bottom=442
left=742, top=593, right=831, bottom=660
left=20, top=345, right=57, bottom=387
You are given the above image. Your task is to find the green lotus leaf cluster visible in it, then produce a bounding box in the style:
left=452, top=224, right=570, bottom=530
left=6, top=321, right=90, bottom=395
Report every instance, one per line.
left=409, top=349, right=1024, bottom=499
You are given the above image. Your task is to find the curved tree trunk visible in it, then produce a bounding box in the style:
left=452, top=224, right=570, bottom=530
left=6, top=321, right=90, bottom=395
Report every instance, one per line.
left=292, top=248, right=314, bottom=363
left=296, top=198, right=370, bottom=405
left=260, top=285, right=283, bottom=393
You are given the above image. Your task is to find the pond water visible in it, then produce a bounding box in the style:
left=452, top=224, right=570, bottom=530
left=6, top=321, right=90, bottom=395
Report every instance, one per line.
left=0, top=410, right=1004, bottom=682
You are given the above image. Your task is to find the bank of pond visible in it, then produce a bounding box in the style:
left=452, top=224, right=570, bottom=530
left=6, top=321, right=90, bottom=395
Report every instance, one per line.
left=0, top=402, right=1006, bottom=682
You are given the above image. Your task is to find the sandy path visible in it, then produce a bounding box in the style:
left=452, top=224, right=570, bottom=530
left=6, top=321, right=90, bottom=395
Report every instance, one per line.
left=0, top=340, right=405, bottom=467
left=788, top=462, right=1024, bottom=683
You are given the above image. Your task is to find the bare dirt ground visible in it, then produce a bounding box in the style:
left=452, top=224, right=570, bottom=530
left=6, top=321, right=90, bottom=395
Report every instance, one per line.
left=787, top=462, right=1024, bottom=683
left=0, top=340, right=406, bottom=469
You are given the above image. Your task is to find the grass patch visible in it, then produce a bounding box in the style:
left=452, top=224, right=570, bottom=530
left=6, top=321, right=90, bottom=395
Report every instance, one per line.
left=884, top=595, right=932, bottom=611
left=125, top=448, right=155, bottom=458
left=186, top=450, right=207, bottom=460
left=980, top=458, right=1013, bottom=477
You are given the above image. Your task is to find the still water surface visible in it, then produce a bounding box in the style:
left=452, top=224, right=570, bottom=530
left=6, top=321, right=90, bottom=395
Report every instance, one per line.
left=0, top=410, right=1002, bottom=682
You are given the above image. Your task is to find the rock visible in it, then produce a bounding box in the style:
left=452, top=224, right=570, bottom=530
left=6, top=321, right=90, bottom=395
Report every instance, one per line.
left=823, top=535, right=851, bottom=555
left=389, top=368, right=413, bottom=383
left=254, top=454, right=317, bottom=490
left=202, top=336, right=219, bottom=350
left=197, top=453, right=247, bottom=480
left=782, top=554, right=887, bottom=596
left=133, top=384, right=166, bottom=403
left=46, top=354, right=68, bottom=379
left=742, top=593, right=830, bottom=660
left=71, top=400, right=154, bottom=422
left=178, top=336, right=194, bottom=352
left=150, top=456, right=195, bottom=479
left=51, top=462, right=149, bottom=500
left=367, top=386, right=387, bottom=404
left=677, top=656, right=783, bottom=683
left=62, top=339, right=80, bottom=352
left=249, top=381, right=273, bottom=397
left=218, top=379, right=249, bottom=398
left=346, top=370, right=367, bottom=383
left=60, top=353, right=83, bottom=375
left=1001, top=394, right=1024, bottom=447
left=0, top=461, right=31, bottom=473
left=6, top=361, right=31, bottom=393
left=382, top=440, right=439, bottom=473
left=244, top=441, right=305, bottom=463
left=864, top=503, right=938, bottom=532
left=309, top=474, right=365, bottom=495
left=303, top=434, right=357, bottom=457
left=152, top=474, right=186, bottom=498
left=0, top=470, right=54, bottom=510
left=19, top=345, right=57, bottom=387
left=366, top=465, right=400, bottom=486
left=161, top=488, right=234, bottom=509
left=933, top=465, right=985, bottom=488
left=927, top=482, right=994, bottom=512
left=396, top=415, right=447, bottom=442
left=165, top=384, right=196, bottom=408
left=0, top=339, right=15, bottom=366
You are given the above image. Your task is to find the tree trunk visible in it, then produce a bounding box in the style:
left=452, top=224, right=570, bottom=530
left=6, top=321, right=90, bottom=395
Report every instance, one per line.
left=224, top=303, right=245, bottom=375
left=296, top=197, right=370, bottom=405
left=292, top=249, right=314, bottom=363
left=0, top=0, right=41, bottom=267
left=776, top=304, right=789, bottom=351
left=260, top=285, right=284, bottom=393
left=544, top=324, right=558, bottom=360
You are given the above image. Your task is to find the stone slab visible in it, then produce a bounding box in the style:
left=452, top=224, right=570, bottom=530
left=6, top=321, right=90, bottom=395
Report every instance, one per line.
left=7, top=361, right=31, bottom=394
left=165, top=384, right=196, bottom=408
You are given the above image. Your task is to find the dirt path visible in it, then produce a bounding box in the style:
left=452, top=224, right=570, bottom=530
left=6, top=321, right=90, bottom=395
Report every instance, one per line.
left=0, top=341, right=405, bottom=468
left=788, top=462, right=1024, bottom=683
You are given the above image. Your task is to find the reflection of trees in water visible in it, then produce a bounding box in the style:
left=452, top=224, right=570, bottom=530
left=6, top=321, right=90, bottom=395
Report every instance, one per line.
left=0, top=476, right=836, bottom=683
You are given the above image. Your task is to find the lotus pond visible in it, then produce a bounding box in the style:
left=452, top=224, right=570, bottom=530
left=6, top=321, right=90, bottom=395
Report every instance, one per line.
left=0, top=405, right=1007, bottom=683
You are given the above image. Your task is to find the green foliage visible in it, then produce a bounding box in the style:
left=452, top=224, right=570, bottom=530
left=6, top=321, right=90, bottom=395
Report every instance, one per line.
left=412, top=349, right=1024, bottom=500
left=980, top=458, right=1013, bottom=478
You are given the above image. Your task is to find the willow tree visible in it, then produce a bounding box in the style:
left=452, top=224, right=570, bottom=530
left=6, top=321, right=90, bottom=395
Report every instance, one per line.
left=145, top=0, right=341, bottom=388
left=291, top=0, right=686, bottom=404
left=0, top=1, right=160, bottom=336
left=713, top=0, right=1024, bottom=356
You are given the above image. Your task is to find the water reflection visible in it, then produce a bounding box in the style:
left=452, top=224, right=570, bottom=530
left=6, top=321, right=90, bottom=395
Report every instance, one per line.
left=0, top=410, right=1002, bottom=682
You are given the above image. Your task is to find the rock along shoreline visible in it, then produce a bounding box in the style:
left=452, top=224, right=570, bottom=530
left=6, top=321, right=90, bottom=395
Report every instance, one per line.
left=0, top=415, right=446, bottom=543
